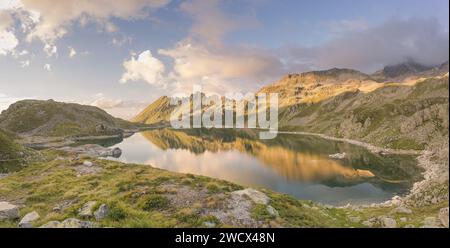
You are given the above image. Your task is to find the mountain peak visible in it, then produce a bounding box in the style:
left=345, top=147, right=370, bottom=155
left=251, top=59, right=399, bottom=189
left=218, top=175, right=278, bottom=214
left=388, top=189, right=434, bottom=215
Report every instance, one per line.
left=377, top=60, right=433, bottom=79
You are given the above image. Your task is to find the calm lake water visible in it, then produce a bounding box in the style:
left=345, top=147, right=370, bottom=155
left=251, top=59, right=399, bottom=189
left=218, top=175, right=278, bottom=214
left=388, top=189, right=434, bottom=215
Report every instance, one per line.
left=103, top=128, right=422, bottom=205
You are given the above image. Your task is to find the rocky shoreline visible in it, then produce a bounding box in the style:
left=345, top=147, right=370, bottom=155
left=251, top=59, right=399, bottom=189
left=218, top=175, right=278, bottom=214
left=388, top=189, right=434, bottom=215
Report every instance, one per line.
left=277, top=131, right=448, bottom=209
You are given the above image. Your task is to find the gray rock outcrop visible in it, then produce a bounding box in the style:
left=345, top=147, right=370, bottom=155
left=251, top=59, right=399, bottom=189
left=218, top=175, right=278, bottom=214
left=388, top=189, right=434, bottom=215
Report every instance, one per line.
left=0, top=202, right=19, bottom=220
left=18, top=211, right=40, bottom=228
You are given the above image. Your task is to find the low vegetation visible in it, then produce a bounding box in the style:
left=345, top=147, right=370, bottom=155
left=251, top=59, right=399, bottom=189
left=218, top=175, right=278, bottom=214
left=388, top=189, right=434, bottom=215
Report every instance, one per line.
left=0, top=149, right=447, bottom=228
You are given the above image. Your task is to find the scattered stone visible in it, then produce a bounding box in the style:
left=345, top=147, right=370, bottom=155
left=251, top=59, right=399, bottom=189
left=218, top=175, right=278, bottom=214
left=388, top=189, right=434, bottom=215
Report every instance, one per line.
left=18, top=211, right=40, bottom=228
left=83, top=161, right=94, bottom=167
left=94, top=204, right=109, bottom=221
left=78, top=201, right=97, bottom=219
left=99, top=147, right=122, bottom=158
left=438, top=207, right=449, bottom=228
left=381, top=217, right=397, bottom=228
left=389, top=195, right=402, bottom=206
left=0, top=201, right=19, bottom=220
left=59, top=218, right=95, bottom=228
left=362, top=220, right=373, bottom=227
left=328, top=152, right=346, bottom=159
left=203, top=221, right=216, bottom=228
left=399, top=217, right=408, bottom=222
left=40, top=218, right=95, bottom=228
left=404, top=224, right=415, bottom=228
left=52, top=200, right=75, bottom=213
left=231, top=188, right=269, bottom=205
left=40, top=221, right=61, bottom=228
left=111, top=148, right=122, bottom=158
left=422, top=217, right=441, bottom=228
left=74, top=164, right=102, bottom=176
left=206, top=191, right=260, bottom=227
left=391, top=206, right=413, bottom=214
left=349, top=216, right=361, bottom=223
left=266, top=205, right=279, bottom=217
left=59, top=144, right=119, bottom=158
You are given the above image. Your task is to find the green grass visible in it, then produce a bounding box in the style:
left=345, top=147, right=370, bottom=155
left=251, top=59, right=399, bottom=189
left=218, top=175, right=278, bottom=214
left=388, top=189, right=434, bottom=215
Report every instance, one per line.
left=0, top=150, right=352, bottom=228
left=0, top=129, right=22, bottom=159
left=390, top=138, right=426, bottom=150
left=139, top=195, right=170, bottom=211
left=0, top=147, right=447, bottom=228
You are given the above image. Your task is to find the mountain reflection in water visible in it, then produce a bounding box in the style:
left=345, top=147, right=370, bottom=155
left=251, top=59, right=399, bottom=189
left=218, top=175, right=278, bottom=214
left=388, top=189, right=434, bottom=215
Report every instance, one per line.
left=106, top=128, right=423, bottom=205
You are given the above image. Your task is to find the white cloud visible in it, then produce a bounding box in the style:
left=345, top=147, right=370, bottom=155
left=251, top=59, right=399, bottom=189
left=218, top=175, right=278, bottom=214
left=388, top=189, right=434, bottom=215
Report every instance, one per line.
left=89, top=93, right=148, bottom=120
left=20, top=59, right=30, bottom=67
left=43, top=43, right=57, bottom=57
left=0, top=0, right=22, bottom=11
left=91, top=97, right=122, bottom=109
left=0, top=10, right=13, bottom=29
left=0, top=9, right=18, bottom=56
left=43, top=63, right=51, bottom=71
left=0, top=30, right=18, bottom=55
left=159, top=39, right=283, bottom=92
left=151, top=0, right=280, bottom=93
left=120, top=50, right=166, bottom=86
left=68, top=46, right=76, bottom=58
left=180, top=0, right=236, bottom=47
left=328, top=19, right=368, bottom=34
left=12, top=49, right=28, bottom=57
left=285, top=18, right=450, bottom=72
left=112, top=35, right=132, bottom=47
left=16, top=0, right=171, bottom=43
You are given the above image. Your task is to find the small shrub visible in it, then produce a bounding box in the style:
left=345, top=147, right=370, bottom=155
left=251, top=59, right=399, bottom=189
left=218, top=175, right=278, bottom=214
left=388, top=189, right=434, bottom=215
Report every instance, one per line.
left=140, top=195, right=169, bottom=211
left=206, top=183, right=220, bottom=193
left=108, top=204, right=127, bottom=221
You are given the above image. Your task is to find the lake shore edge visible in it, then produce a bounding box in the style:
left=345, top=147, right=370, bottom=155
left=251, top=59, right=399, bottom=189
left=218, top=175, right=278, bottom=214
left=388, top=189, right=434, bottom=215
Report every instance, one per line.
left=277, top=130, right=448, bottom=209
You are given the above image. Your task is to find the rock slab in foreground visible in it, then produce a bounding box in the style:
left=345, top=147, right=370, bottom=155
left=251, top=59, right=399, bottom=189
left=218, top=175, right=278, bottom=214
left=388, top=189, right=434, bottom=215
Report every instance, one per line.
left=94, top=204, right=109, bottom=221
left=0, top=202, right=19, bottom=220
left=381, top=217, right=397, bottom=228
left=40, top=218, right=95, bottom=228
left=78, top=201, right=97, bottom=219
left=232, top=188, right=270, bottom=205
left=438, top=207, right=449, bottom=228
left=19, top=211, right=40, bottom=228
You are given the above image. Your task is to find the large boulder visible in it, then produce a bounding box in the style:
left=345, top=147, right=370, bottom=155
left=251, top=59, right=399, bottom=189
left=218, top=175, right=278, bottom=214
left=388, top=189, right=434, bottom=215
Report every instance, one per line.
left=266, top=205, right=279, bottom=217
left=381, top=217, right=397, bottom=228
left=18, top=211, right=40, bottom=228
left=111, top=148, right=122, bottom=158
left=40, top=218, right=95, bottom=228
left=59, top=218, right=95, bottom=228
left=78, top=201, right=97, bottom=219
left=438, top=207, right=449, bottom=228
left=0, top=202, right=19, bottom=220
left=422, top=217, right=441, bottom=228
left=94, top=204, right=109, bottom=221
left=391, top=206, right=413, bottom=215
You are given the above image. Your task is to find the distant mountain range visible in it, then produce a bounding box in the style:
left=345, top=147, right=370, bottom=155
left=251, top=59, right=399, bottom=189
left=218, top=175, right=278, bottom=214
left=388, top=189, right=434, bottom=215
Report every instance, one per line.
left=132, top=61, right=449, bottom=152
left=0, top=60, right=447, bottom=153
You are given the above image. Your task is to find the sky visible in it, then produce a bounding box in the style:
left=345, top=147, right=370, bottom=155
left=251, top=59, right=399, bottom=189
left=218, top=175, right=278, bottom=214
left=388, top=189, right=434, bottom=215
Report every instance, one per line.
left=0, top=0, right=449, bottom=119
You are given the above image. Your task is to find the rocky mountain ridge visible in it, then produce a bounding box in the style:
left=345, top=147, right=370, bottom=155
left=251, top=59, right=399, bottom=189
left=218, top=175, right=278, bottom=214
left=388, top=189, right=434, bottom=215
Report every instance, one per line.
left=0, top=99, right=137, bottom=138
